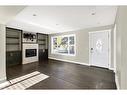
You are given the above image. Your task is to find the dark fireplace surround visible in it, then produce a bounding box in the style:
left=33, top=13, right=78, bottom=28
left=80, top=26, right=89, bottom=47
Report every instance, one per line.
left=25, top=49, right=37, bottom=57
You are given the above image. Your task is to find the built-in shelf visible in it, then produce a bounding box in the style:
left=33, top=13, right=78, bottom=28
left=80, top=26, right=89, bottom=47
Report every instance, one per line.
left=6, top=36, right=19, bottom=39
left=37, top=33, right=48, bottom=50
left=38, top=39, right=46, bottom=41
left=6, top=27, right=21, bottom=52
left=23, top=42, right=37, bottom=44
left=6, top=43, right=19, bottom=45
left=39, top=44, right=46, bottom=45
left=38, top=35, right=48, bottom=60
left=6, top=27, right=22, bottom=67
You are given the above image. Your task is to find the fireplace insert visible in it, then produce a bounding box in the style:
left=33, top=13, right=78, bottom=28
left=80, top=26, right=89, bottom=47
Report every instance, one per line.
left=25, top=49, right=37, bottom=57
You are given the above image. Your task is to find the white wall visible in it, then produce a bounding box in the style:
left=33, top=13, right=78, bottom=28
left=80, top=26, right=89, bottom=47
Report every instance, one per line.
left=49, top=25, right=114, bottom=68
left=115, top=6, right=127, bottom=89
left=0, top=24, right=6, bottom=82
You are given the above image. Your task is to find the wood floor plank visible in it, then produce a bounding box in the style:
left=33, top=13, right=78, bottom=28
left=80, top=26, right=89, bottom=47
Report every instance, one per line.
left=6, top=59, right=116, bottom=89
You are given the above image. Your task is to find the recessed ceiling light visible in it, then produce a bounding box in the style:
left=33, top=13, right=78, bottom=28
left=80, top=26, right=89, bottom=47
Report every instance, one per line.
left=91, top=12, right=96, bottom=15
left=33, top=14, right=37, bottom=16
left=56, top=24, right=59, bottom=25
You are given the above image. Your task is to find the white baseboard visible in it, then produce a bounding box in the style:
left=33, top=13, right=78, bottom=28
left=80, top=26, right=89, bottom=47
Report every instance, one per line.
left=48, top=57, right=90, bottom=66
left=0, top=77, right=7, bottom=84
left=115, top=73, right=120, bottom=89
left=0, top=81, right=10, bottom=89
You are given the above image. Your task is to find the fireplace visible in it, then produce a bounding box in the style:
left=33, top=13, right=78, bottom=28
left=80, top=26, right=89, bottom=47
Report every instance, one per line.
left=23, top=44, right=38, bottom=64
left=25, top=49, right=37, bottom=57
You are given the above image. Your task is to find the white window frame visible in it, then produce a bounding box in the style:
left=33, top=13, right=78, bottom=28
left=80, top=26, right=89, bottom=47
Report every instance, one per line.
left=51, top=34, right=76, bottom=56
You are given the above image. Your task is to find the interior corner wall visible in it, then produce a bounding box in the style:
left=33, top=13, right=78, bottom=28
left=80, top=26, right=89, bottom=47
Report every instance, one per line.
left=48, top=25, right=114, bottom=67
left=115, top=6, right=127, bottom=89
left=0, top=24, right=6, bottom=82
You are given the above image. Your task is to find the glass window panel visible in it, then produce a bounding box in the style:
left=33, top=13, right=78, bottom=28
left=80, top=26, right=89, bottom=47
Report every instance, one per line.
left=69, top=46, right=75, bottom=54
left=57, top=37, right=68, bottom=54
left=69, top=36, right=74, bottom=45
left=53, top=38, right=57, bottom=46
left=52, top=35, right=75, bottom=55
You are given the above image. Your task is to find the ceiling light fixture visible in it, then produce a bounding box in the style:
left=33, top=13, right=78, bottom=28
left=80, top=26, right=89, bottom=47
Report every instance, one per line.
left=33, top=14, right=37, bottom=16
left=91, top=12, right=96, bottom=15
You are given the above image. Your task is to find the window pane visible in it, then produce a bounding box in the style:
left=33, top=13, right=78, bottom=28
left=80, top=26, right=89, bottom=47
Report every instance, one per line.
left=69, top=46, right=75, bottom=54
left=52, top=35, right=75, bottom=55
left=53, top=38, right=57, bottom=50
left=57, top=37, right=68, bottom=54
left=69, top=36, right=74, bottom=45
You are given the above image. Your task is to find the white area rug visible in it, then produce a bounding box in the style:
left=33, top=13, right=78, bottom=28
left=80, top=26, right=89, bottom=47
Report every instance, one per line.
left=0, top=71, right=49, bottom=90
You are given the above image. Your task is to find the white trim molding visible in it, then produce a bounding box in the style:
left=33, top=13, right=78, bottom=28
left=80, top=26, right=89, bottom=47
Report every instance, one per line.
left=48, top=57, right=90, bottom=66
left=109, top=67, right=114, bottom=71
left=0, top=77, right=7, bottom=83
left=0, top=81, right=10, bottom=89
left=115, top=73, right=120, bottom=89
left=49, top=57, right=115, bottom=72
left=113, top=24, right=117, bottom=73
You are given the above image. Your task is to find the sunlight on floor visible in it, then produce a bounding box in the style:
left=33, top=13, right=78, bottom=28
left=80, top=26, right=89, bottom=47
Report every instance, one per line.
left=0, top=71, right=49, bottom=90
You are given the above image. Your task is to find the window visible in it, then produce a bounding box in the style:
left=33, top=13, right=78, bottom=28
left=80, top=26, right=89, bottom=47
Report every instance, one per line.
left=51, top=34, right=76, bottom=56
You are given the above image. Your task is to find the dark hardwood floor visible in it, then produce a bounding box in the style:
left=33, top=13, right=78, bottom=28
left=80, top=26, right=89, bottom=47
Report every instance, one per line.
left=6, top=59, right=116, bottom=89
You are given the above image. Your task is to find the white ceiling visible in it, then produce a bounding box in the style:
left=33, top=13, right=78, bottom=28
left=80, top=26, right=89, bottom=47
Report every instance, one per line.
left=0, top=6, right=26, bottom=24
left=7, top=6, right=117, bottom=34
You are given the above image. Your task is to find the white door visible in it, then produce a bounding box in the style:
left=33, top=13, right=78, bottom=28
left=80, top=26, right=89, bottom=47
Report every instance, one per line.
left=89, top=30, right=110, bottom=68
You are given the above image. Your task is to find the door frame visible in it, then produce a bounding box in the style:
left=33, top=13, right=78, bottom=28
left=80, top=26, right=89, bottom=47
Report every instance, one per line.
left=113, top=25, right=116, bottom=73
left=89, top=29, right=111, bottom=69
